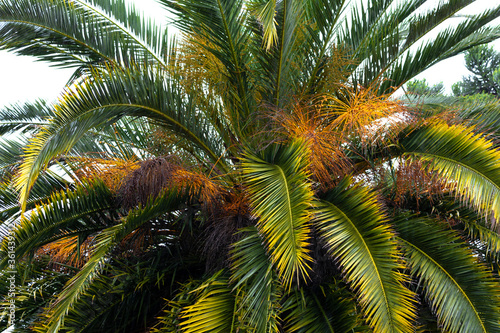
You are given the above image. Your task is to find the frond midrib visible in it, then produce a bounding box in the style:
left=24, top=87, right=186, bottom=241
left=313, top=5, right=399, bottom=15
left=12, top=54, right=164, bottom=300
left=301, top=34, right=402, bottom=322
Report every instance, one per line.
left=323, top=200, right=394, bottom=331
left=405, top=151, right=500, bottom=198
left=275, top=164, right=298, bottom=264
left=215, top=0, right=250, bottom=118
left=312, top=292, right=335, bottom=333
left=351, top=0, right=397, bottom=60
left=398, top=236, right=487, bottom=332
left=19, top=102, right=224, bottom=206
left=0, top=19, right=114, bottom=64
left=274, top=0, right=288, bottom=104
left=304, top=0, right=347, bottom=93
left=14, top=200, right=114, bottom=254
left=73, top=0, right=167, bottom=68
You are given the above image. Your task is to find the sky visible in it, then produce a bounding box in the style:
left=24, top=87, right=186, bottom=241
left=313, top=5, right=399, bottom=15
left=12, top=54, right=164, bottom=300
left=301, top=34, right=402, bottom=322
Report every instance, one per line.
left=0, top=0, right=499, bottom=108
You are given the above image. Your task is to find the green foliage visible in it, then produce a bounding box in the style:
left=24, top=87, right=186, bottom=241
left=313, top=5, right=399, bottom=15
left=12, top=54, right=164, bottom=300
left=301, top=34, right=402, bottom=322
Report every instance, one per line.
left=242, top=141, right=314, bottom=289
left=1, top=0, right=500, bottom=332
left=396, top=216, right=500, bottom=333
left=452, top=45, right=500, bottom=96
left=406, top=78, right=444, bottom=96
left=316, top=178, right=416, bottom=332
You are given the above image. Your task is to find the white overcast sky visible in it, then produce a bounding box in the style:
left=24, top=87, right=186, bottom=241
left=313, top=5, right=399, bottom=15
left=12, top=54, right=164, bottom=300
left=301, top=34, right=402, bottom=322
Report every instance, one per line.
left=0, top=0, right=499, bottom=108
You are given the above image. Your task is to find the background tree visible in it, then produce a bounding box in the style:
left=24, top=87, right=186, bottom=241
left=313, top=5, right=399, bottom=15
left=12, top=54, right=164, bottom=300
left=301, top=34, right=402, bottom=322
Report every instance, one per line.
left=1, top=0, right=500, bottom=332
left=452, top=44, right=500, bottom=96
left=406, top=78, right=445, bottom=96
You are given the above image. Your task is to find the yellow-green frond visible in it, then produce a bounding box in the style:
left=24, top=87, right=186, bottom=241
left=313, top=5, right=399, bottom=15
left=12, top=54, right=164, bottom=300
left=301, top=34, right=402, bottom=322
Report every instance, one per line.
left=400, top=122, right=500, bottom=225
left=316, top=178, right=416, bottom=333
left=242, top=141, right=313, bottom=289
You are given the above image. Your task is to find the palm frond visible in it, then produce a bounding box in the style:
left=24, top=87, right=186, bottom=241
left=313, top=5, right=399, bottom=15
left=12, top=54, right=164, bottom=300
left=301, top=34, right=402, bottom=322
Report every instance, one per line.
left=401, top=0, right=474, bottom=50
left=0, top=180, right=116, bottom=270
left=43, top=223, right=120, bottom=333
left=242, top=141, right=314, bottom=289
left=247, top=0, right=278, bottom=50
left=179, top=272, right=236, bottom=333
left=162, top=0, right=254, bottom=129
left=42, top=186, right=186, bottom=332
left=0, top=262, right=69, bottom=331
left=316, top=177, right=416, bottom=332
left=271, top=0, right=305, bottom=106
left=0, top=168, right=70, bottom=228
left=0, top=100, right=51, bottom=135
left=230, top=227, right=280, bottom=332
left=339, top=0, right=402, bottom=59
left=396, top=216, right=500, bottom=333
left=0, top=0, right=167, bottom=69
left=43, top=250, right=181, bottom=333
left=15, top=64, right=225, bottom=208
left=456, top=97, right=500, bottom=135
left=466, top=221, right=500, bottom=261
left=382, top=5, right=500, bottom=92
left=301, top=0, right=350, bottom=94
left=283, top=283, right=358, bottom=333
left=82, top=0, right=168, bottom=65
left=400, top=122, right=500, bottom=224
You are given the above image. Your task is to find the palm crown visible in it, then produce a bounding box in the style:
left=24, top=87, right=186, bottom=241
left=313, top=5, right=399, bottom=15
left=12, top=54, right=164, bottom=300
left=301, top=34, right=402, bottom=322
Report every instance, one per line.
left=1, top=0, right=500, bottom=332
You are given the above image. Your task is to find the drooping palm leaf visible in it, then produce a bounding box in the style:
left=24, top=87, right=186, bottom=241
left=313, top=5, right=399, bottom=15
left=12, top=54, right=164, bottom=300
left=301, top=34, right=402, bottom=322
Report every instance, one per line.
left=247, top=0, right=278, bottom=50
left=0, top=180, right=116, bottom=270
left=395, top=216, right=500, bottom=333
left=43, top=249, right=182, bottom=333
left=400, top=122, right=500, bottom=224
left=316, top=177, right=416, bottom=332
left=0, top=100, right=52, bottom=135
left=15, top=63, right=225, bottom=207
left=382, top=7, right=500, bottom=93
left=230, top=227, right=280, bottom=332
left=242, top=141, right=314, bottom=289
left=42, top=186, right=187, bottom=332
left=179, top=272, right=236, bottom=333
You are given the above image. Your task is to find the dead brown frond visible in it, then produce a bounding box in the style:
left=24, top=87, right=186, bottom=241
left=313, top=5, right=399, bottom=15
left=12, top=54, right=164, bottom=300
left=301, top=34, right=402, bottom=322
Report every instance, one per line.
left=36, top=235, right=93, bottom=269
left=118, top=156, right=224, bottom=210
left=118, top=156, right=181, bottom=210
left=388, top=158, right=449, bottom=209
left=202, top=187, right=252, bottom=272
left=72, top=156, right=140, bottom=193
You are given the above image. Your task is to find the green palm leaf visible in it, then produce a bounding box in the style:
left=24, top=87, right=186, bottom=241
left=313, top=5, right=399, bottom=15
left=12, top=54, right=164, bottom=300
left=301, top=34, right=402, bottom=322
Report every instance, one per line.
left=400, top=122, right=500, bottom=224
left=15, top=64, right=224, bottom=207
left=396, top=216, right=500, bottom=333
left=162, top=0, right=254, bottom=128
left=382, top=5, right=500, bottom=92
left=316, top=177, right=416, bottom=333
left=0, top=0, right=167, bottom=69
left=230, top=227, right=280, bottom=332
left=0, top=180, right=114, bottom=270
left=0, top=100, right=51, bottom=135
left=179, top=273, right=236, bottom=333
left=49, top=251, right=181, bottom=333
left=283, top=283, right=358, bottom=333
left=42, top=187, right=187, bottom=332
left=271, top=0, right=305, bottom=106
left=247, top=0, right=278, bottom=50
left=242, top=141, right=313, bottom=289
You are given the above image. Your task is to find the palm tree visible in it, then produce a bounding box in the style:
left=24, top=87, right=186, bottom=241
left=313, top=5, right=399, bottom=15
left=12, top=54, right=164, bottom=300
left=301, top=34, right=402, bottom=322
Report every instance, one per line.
left=1, top=0, right=500, bottom=332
